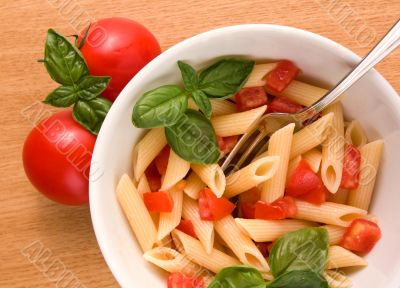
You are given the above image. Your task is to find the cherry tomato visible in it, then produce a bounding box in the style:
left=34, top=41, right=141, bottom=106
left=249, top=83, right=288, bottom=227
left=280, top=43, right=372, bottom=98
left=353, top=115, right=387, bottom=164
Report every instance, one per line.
left=265, top=60, right=299, bottom=93
left=23, top=110, right=96, bottom=205
left=145, top=161, right=162, bottom=192
left=198, top=188, right=235, bottom=221
left=254, top=196, right=297, bottom=220
left=177, top=219, right=197, bottom=239
left=167, top=272, right=204, bottom=288
left=340, top=144, right=362, bottom=189
left=143, top=191, right=173, bottom=212
left=341, top=219, right=382, bottom=253
left=155, top=145, right=170, bottom=175
left=239, top=187, right=261, bottom=219
left=235, top=87, right=268, bottom=112
left=79, top=18, right=161, bottom=102
left=217, top=135, right=239, bottom=155
left=267, top=96, right=304, bottom=114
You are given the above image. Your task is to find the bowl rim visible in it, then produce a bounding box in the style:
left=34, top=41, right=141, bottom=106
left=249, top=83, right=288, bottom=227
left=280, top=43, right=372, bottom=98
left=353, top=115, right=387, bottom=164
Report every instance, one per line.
left=89, top=23, right=400, bottom=286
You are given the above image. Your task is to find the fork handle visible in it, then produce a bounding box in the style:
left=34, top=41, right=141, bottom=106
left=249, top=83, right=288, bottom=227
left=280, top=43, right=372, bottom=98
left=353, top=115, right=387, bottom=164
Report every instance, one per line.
left=298, top=19, right=400, bottom=118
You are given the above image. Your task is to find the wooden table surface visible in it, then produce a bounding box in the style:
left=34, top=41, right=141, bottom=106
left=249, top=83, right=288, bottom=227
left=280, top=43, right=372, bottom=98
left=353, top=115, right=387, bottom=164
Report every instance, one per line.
left=1, top=0, right=399, bottom=287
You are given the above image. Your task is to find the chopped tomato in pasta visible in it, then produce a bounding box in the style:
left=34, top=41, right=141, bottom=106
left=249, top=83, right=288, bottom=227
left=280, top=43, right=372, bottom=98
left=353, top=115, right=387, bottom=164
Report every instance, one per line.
left=341, top=219, right=382, bottom=253
left=218, top=135, right=239, bottom=155
left=235, top=87, right=269, bottom=112
left=145, top=161, right=162, bottom=192
left=167, top=272, right=204, bottom=288
left=198, top=188, right=235, bottom=221
left=255, top=242, right=271, bottom=257
left=155, top=145, right=170, bottom=175
left=239, top=187, right=261, bottom=219
left=143, top=191, right=173, bottom=212
left=176, top=219, right=197, bottom=239
left=340, top=144, right=362, bottom=189
left=265, top=60, right=299, bottom=93
left=254, top=196, right=297, bottom=220
left=267, top=96, right=304, bottom=114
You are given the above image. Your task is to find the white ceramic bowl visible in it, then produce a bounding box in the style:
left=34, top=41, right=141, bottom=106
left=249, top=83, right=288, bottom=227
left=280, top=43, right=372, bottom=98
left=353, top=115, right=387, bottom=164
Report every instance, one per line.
left=90, top=24, right=400, bottom=287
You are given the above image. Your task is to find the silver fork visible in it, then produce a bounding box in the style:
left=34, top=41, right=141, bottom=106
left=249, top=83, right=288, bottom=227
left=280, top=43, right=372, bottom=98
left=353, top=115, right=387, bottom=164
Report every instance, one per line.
left=221, top=19, right=400, bottom=171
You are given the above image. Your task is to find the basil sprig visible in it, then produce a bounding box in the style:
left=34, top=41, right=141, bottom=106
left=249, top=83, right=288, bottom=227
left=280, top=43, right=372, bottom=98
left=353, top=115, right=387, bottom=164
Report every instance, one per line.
left=209, top=228, right=329, bottom=288
left=41, top=29, right=112, bottom=134
left=131, top=58, right=254, bottom=163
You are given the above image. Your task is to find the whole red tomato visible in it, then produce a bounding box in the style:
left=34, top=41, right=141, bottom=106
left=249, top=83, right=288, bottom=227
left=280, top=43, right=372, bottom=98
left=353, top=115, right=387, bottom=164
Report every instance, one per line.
left=23, top=111, right=96, bottom=205
left=79, top=17, right=161, bottom=102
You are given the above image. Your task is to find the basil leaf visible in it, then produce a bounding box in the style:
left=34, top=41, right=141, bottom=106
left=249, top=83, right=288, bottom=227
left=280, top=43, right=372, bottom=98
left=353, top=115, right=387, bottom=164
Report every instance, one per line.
left=266, top=270, right=328, bottom=288
left=73, top=97, right=112, bottom=135
left=209, top=266, right=267, bottom=288
left=178, top=61, right=198, bottom=91
left=165, top=109, right=220, bottom=164
left=77, top=76, right=111, bottom=101
left=192, top=90, right=212, bottom=118
left=44, top=29, right=89, bottom=85
left=44, top=85, right=78, bottom=107
left=269, top=228, right=329, bottom=278
left=132, top=85, right=188, bottom=128
left=199, top=59, right=255, bottom=98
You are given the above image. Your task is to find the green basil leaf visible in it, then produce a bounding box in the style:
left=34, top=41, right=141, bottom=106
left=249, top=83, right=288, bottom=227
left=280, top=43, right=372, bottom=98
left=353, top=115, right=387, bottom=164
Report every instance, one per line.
left=43, top=85, right=78, bottom=107
left=44, top=29, right=89, bottom=85
left=76, top=76, right=111, bottom=101
left=73, top=97, right=112, bottom=135
left=177, top=60, right=198, bottom=91
left=199, top=59, right=255, bottom=98
left=266, top=270, right=328, bottom=288
left=192, top=90, right=212, bottom=118
left=209, top=266, right=267, bottom=288
left=269, top=228, right=329, bottom=278
left=132, top=85, right=188, bottom=128
left=165, top=109, right=220, bottom=164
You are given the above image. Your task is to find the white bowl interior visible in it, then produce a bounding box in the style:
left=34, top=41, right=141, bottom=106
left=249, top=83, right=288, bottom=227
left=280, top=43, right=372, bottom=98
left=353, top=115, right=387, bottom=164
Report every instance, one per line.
left=90, top=25, right=400, bottom=288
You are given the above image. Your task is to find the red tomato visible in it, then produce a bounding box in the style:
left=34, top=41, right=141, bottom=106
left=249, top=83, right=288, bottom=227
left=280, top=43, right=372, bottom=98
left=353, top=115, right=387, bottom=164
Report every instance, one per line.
left=198, top=188, right=235, bottom=221
left=286, top=160, right=328, bottom=205
left=217, top=135, right=239, bottom=155
left=239, top=187, right=261, bottom=219
left=255, top=242, right=271, bottom=257
left=341, top=219, right=382, bottom=253
left=177, top=219, right=197, bottom=239
left=254, top=196, right=297, bottom=220
left=273, top=196, right=297, bottom=217
left=265, top=60, right=299, bottom=93
left=267, top=96, right=304, bottom=114
left=340, top=144, right=362, bottom=189
left=145, top=162, right=162, bottom=192
left=23, top=110, right=96, bottom=205
left=79, top=18, right=161, bottom=102
left=143, top=191, right=173, bottom=212
left=167, top=272, right=204, bottom=288
left=155, top=145, right=170, bottom=175
left=235, top=87, right=268, bottom=112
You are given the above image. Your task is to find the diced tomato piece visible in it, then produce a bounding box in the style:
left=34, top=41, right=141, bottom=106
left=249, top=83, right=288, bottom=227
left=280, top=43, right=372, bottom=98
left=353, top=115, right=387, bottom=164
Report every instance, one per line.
left=155, top=145, right=170, bottom=175
left=167, top=272, right=204, bottom=288
left=217, top=135, right=239, bottom=155
left=254, top=196, right=297, bottom=220
left=267, top=96, right=304, bottom=114
left=177, top=219, right=197, bottom=239
left=198, top=188, right=235, bottom=221
left=286, top=160, right=328, bottom=205
left=273, top=196, right=297, bottom=217
left=143, top=191, right=173, bottom=212
left=340, top=144, right=362, bottom=189
left=235, top=87, right=268, bottom=112
left=255, top=242, right=271, bottom=257
left=145, top=161, right=162, bottom=192
left=265, top=60, right=299, bottom=93
left=239, top=187, right=261, bottom=219
left=341, top=219, right=382, bottom=253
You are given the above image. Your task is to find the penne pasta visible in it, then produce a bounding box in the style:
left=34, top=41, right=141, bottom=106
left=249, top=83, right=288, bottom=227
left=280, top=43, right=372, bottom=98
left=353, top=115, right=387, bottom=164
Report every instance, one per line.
left=293, top=200, right=367, bottom=227
left=235, top=218, right=316, bottom=242
left=183, top=172, right=206, bottom=199
left=155, top=234, right=173, bottom=248
left=161, top=150, right=191, bottom=190
left=321, top=102, right=345, bottom=193
left=327, top=245, right=367, bottom=269
left=323, top=270, right=353, bottom=288
left=132, top=128, right=167, bottom=181
left=290, top=113, right=334, bottom=159
left=189, top=98, right=237, bottom=116
left=182, top=196, right=215, bottom=254
left=286, top=155, right=302, bottom=183
left=158, top=186, right=184, bottom=241
left=116, top=174, right=157, bottom=252
left=302, top=148, right=322, bottom=173
left=214, top=215, right=270, bottom=272
left=171, top=229, right=240, bottom=274
left=322, top=225, right=347, bottom=245
left=137, top=174, right=151, bottom=195
left=260, top=123, right=295, bottom=202
left=328, top=188, right=349, bottom=204
left=191, top=164, right=226, bottom=197
left=345, top=120, right=368, bottom=148
left=224, top=156, right=280, bottom=198
left=348, top=140, right=384, bottom=210
left=243, top=63, right=276, bottom=87
left=211, top=105, right=267, bottom=137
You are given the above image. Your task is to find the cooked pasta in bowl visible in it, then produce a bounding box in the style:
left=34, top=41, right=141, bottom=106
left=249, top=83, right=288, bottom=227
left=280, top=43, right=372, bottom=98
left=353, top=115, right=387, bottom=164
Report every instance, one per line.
left=89, top=25, right=400, bottom=288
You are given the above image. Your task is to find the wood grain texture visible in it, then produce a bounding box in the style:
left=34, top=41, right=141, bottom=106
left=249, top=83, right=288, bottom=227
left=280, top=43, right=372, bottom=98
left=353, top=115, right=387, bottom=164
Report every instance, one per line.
left=0, top=0, right=399, bottom=287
